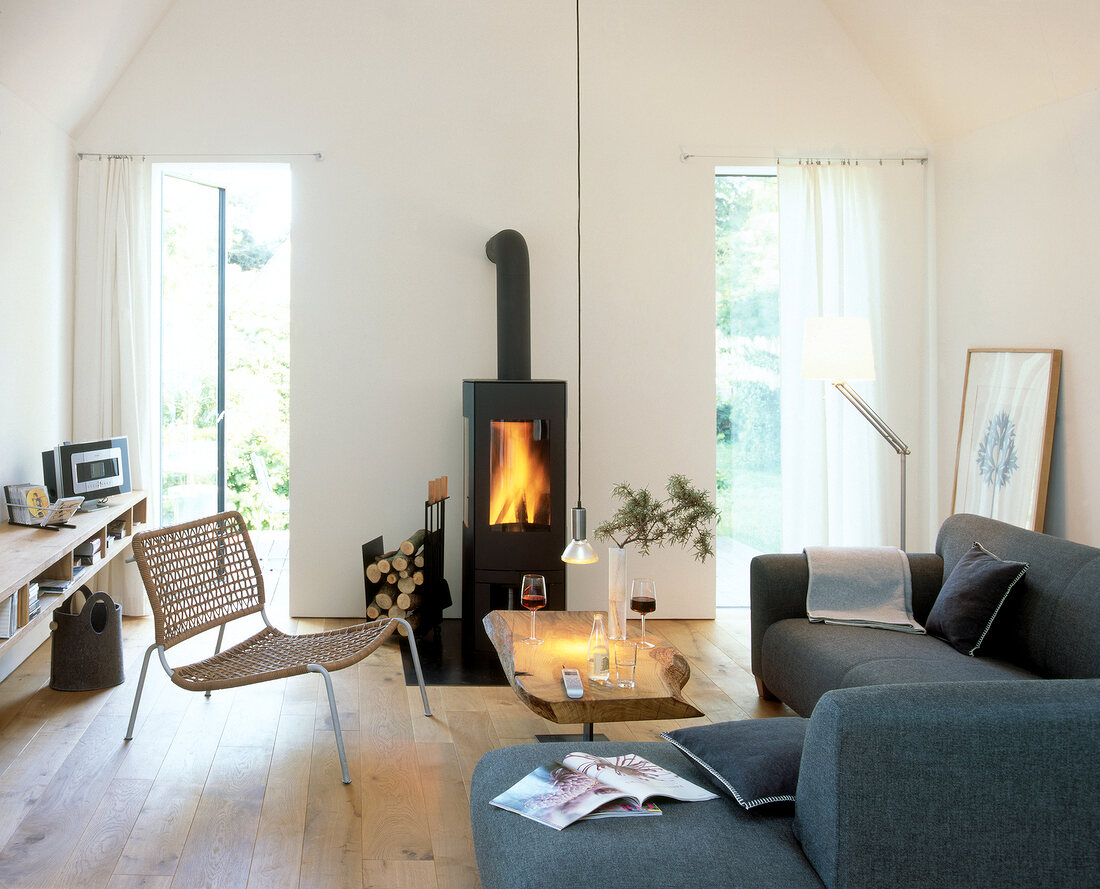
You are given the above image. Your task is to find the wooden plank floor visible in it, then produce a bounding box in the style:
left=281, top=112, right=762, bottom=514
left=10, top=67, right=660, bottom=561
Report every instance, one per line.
left=0, top=552, right=792, bottom=889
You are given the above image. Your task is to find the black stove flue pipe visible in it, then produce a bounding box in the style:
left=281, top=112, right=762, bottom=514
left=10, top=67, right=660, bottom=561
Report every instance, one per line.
left=485, top=229, right=531, bottom=381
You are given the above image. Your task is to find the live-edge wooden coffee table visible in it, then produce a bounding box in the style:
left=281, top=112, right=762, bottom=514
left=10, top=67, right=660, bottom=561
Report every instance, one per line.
left=482, top=609, right=703, bottom=741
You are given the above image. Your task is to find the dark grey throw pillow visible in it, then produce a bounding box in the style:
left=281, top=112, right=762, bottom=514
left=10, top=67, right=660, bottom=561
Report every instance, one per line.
left=925, top=541, right=1028, bottom=656
left=661, top=717, right=807, bottom=809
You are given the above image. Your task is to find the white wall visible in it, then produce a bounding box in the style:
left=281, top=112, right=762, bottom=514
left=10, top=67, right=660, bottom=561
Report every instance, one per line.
left=0, top=85, right=74, bottom=499
left=77, top=0, right=923, bottom=618
left=934, top=88, right=1100, bottom=546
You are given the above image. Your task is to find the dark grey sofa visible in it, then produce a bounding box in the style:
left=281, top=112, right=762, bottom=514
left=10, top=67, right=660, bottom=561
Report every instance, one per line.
left=470, top=679, right=1100, bottom=889
left=751, top=513, right=1100, bottom=716
left=471, top=515, right=1100, bottom=888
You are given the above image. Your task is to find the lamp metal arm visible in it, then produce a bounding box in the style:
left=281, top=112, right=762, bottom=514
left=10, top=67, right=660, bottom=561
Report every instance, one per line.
left=832, top=381, right=909, bottom=550
left=833, top=382, right=910, bottom=456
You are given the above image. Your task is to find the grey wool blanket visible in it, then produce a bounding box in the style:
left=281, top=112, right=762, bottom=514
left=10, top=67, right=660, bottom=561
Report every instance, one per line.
left=805, top=546, right=925, bottom=633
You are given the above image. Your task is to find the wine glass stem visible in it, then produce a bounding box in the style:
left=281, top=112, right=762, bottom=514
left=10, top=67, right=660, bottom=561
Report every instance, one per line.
left=641, top=613, right=646, bottom=644
left=530, top=608, right=536, bottom=641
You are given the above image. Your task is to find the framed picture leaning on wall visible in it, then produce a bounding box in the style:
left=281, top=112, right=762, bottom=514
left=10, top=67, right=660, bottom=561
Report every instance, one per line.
left=952, top=349, right=1062, bottom=532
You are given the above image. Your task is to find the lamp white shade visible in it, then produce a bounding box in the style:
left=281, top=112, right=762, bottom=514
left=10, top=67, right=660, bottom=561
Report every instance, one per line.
left=801, top=317, right=876, bottom=382
left=561, top=506, right=599, bottom=564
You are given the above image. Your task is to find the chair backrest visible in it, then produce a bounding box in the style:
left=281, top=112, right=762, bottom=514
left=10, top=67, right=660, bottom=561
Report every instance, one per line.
left=252, top=453, right=273, bottom=495
left=251, top=453, right=289, bottom=513
left=132, top=510, right=265, bottom=650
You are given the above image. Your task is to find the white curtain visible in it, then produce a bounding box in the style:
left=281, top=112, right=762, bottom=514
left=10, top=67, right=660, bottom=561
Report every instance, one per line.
left=74, top=156, right=154, bottom=614
left=778, top=160, right=929, bottom=551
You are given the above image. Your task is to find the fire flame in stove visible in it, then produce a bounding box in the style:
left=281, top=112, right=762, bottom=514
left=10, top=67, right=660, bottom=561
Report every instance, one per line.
left=489, top=420, right=552, bottom=527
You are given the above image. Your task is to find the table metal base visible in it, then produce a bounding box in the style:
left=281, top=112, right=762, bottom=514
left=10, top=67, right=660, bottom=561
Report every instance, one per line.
left=535, top=723, right=608, bottom=743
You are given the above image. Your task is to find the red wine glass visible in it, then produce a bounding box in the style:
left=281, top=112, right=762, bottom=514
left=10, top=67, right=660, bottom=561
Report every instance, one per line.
left=521, top=574, right=546, bottom=645
left=630, top=578, right=657, bottom=649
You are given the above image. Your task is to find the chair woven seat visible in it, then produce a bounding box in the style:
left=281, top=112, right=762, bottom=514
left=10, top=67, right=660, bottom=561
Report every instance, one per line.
left=171, top=619, right=396, bottom=691
left=125, top=511, right=431, bottom=783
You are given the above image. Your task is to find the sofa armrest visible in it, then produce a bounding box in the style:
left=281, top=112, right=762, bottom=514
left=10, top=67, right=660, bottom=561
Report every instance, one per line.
left=795, top=679, right=1100, bottom=889
left=749, top=553, right=943, bottom=683
left=750, top=554, right=810, bottom=683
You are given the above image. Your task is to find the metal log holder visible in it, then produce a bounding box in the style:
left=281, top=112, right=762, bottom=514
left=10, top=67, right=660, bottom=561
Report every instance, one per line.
left=360, top=476, right=451, bottom=641
left=419, top=477, right=451, bottom=640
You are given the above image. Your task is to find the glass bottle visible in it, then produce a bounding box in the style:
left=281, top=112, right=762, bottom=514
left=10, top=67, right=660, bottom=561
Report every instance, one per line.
left=587, top=614, right=610, bottom=684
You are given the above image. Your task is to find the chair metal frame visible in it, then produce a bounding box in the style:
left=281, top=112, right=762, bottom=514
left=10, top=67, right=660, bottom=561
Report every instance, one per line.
left=124, top=511, right=431, bottom=784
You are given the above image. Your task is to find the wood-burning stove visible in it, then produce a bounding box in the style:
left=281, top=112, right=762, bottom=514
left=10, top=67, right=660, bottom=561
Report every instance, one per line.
left=462, top=230, right=567, bottom=650
left=462, top=380, right=566, bottom=650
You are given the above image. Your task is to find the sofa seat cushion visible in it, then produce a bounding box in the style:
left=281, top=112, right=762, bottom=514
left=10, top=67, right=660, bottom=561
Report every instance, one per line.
left=470, top=740, right=825, bottom=889
left=761, top=619, right=1038, bottom=716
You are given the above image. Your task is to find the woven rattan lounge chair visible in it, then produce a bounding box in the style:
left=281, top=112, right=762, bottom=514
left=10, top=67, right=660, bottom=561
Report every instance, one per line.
left=124, top=510, right=430, bottom=783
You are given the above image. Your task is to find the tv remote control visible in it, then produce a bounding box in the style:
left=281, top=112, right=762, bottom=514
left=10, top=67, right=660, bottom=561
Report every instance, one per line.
left=562, top=667, right=584, bottom=698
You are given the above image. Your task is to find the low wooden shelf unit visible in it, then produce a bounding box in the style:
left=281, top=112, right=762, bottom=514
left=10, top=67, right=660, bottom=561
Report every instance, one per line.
left=0, top=491, right=147, bottom=680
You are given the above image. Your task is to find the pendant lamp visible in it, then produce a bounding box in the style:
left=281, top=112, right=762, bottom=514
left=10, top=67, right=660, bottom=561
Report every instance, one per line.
left=561, top=0, right=598, bottom=565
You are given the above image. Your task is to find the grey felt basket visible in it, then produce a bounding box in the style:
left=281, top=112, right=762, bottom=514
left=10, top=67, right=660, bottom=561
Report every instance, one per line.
left=49, top=587, right=124, bottom=691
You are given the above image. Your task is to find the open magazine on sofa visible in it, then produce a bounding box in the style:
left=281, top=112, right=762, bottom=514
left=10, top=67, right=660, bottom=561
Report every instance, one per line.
left=490, top=751, right=718, bottom=830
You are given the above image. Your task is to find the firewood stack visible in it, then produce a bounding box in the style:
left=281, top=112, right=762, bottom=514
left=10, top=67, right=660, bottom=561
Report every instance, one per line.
left=365, top=529, right=427, bottom=636
left=361, top=475, right=450, bottom=641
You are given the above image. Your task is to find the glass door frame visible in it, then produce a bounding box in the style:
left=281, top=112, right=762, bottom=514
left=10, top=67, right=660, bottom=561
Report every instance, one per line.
left=156, top=169, right=229, bottom=519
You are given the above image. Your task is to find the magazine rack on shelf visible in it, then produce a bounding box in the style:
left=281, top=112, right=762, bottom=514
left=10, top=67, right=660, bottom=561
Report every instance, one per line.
left=0, top=491, right=146, bottom=681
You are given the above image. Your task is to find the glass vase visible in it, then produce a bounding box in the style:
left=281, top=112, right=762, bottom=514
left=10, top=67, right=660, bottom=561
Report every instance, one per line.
left=608, top=546, right=628, bottom=640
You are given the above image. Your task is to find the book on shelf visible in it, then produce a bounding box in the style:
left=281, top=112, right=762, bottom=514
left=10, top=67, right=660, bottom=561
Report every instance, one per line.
left=489, top=751, right=718, bottom=830
left=75, top=538, right=103, bottom=558
left=0, top=595, right=15, bottom=638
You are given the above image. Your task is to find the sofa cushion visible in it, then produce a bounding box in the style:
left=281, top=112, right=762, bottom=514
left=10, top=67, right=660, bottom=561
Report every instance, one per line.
left=761, top=619, right=1038, bottom=716
left=839, top=656, right=1038, bottom=690
left=470, top=740, right=825, bottom=889
left=936, top=514, right=1100, bottom=678
left=661, top=717, right=808, bottom=809
left=925, top=541, right=1028, bottom=655
left=795, top=680, right=1100, bottom=889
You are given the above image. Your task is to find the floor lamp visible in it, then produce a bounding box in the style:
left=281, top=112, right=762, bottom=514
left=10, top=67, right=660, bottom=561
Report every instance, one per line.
left=801, top=317, right=911, bottom=550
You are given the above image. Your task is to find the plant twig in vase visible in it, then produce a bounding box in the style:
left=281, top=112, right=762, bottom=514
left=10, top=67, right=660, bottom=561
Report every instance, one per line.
left=592, top=474, right=719, bottom=562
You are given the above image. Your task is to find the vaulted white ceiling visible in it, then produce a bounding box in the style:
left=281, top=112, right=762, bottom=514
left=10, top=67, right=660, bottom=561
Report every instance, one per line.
left=823, top=0, right=1100, bottom=141
left=3, top=0, right=1100, bottom=142
left=0, top=0, right=176, bottom=135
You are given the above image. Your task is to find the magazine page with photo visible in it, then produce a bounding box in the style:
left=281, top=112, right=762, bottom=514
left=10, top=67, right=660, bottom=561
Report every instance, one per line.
left=562, top=751, right=719, bottom=802
left=490, top=752, right=717, bottom=830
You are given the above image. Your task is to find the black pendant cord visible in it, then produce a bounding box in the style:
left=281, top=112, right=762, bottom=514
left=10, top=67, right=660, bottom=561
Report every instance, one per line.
left=575, top=0, right=583, bottom=509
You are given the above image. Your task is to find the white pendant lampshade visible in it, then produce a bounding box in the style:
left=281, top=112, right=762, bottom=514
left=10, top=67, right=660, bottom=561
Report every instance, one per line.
left=562, top=505, right=598, bottom=564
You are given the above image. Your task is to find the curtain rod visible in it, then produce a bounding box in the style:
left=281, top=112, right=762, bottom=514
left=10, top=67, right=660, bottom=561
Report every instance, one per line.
left=77, top=151, right=323, bottom=161
left=681, top=151, right=926, bottom=165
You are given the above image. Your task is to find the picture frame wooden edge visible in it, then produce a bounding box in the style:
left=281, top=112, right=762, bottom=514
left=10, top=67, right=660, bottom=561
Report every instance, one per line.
left=951, top=348, right=1062, bottom=532
left=1032, top=349, right=1062, bottom=531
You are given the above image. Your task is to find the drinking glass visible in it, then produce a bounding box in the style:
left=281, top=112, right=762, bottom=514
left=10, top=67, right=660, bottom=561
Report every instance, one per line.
left=630, top=578, right=657, bottom=648
left=614, top=639, right=638, bottom=688
left=520, top=574, right=546, bottom=645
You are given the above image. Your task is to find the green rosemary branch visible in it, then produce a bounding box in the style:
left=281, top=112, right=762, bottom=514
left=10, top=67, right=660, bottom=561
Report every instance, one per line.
left=592, top=474, right=719, bottom=563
